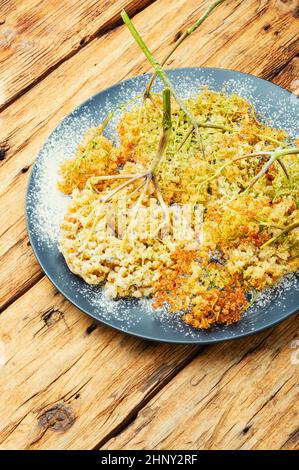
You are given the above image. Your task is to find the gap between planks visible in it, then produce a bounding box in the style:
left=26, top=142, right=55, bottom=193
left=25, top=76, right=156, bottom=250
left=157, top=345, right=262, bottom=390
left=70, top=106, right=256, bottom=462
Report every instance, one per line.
left=91, top=345, right=205, bottom=450
left=0, top=271, right=44, bottom=314
left=93, top=330, right=274, bottom=450
left=99, top=319, right=299, bottom=450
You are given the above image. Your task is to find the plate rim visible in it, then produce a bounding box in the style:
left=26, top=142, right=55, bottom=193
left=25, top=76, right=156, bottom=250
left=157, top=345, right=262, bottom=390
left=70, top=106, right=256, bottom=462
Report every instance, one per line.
left=25, top=66, right=299, bottom=344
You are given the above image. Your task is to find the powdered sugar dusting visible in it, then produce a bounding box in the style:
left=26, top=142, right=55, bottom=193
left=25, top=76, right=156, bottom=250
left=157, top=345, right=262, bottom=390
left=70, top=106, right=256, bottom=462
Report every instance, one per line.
left=27, top=69, right=299, bottom=342
left=54, top=270, right=298, bottom=340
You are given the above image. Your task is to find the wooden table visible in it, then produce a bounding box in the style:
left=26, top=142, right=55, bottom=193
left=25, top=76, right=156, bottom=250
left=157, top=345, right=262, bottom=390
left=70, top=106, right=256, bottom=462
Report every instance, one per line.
left=0, top=0, right=298, bottom=450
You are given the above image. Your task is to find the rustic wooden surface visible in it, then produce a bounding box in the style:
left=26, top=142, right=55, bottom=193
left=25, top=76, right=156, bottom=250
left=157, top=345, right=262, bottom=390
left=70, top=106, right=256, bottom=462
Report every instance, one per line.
left=0, top=0, right=298, bottom=450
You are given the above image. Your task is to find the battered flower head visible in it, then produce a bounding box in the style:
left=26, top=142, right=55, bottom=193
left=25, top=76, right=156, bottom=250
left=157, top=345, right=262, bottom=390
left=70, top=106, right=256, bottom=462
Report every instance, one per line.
left=59, top=89, right=299, bottom=329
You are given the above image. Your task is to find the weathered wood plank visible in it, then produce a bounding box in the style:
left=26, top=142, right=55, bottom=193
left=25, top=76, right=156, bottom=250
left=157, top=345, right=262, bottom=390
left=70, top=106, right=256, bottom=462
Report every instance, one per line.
left=0, top=0, right=154, bottom=109
left=1, top=0, right=299, bottom=172
left=201, top=1, right=299, bottom=79
left=1, top=274, right=296, bottom=449
left=0, top=1, right=298, bottom=448
left=0, top=71, right=297, bottom=451
left=274, top=56, right=299, bottom=90
left=0, top=276, right=199, bottom=450
left=0, top=219, right=43, bottom=312
left=0, top=0, right=298, bottom=309
left=0, top=276, right=297, bottom=450
left=102, top=314, right=299, bottom=450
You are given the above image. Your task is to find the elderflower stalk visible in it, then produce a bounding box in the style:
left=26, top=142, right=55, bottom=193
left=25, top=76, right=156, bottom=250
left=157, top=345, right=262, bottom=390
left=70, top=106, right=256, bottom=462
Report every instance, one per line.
left=99, top=111, right=113, bottom=132
left=177, top=121, right=236, bottom=152
left=261, top=221, right=299, bottom=248
left=121, top=10, right=205, bottom=155
left=246, top=147, right=299, bottom=191
left=126, top=87, right=172, bottom=237
left=82, top=87, right=172, bottom=248
left=149, top=87, right=172, bottom=173
left=144, top=0, right=225, bottom=98
left=199, top=151, right=270, bottom=187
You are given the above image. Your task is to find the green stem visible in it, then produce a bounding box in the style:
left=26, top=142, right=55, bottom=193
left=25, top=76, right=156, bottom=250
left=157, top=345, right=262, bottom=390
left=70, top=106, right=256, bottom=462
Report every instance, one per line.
left=246, top=147, right=299, bottom=191
left=199, top=152, right=269, bottom=187
left=99, top=111, right=113, bottom=133
left=277, top=158, right=289, bottom=180
left=144, top=0, right=224, bottom=97
left=121, top=10, right=203, bottom=151
left=255, top=133, right=285, bottom=147
left=177, top=121, right=235, bottom=152
left=149, top=87, right=171, bottom=173
left=272, top=148, right=299, bottom=158
left=162, top=87, right=172, bottom=136
left=198, top=121, right=234, bottom=132
left=261, top=221, right=299, bottom=248
left=254, top=134, right=290, bottom=179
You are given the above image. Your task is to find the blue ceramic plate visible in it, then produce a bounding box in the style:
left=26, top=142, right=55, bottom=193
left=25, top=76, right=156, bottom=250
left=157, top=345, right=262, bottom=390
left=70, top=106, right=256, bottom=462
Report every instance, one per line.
left=26, top=67, right=299, bottom=343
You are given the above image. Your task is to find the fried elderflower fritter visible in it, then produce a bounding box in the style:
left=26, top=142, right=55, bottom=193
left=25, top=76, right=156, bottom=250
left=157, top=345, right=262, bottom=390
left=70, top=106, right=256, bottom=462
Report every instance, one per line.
left=59, top=89, right=299, bottom=329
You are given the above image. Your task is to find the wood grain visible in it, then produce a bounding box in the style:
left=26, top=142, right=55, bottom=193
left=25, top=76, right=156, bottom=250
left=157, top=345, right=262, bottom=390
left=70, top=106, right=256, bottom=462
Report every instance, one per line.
left=102, top=314, right=299, bottom=450
left=0, top=276, right=199, bottom=450
left=0, top=275, right=297, bottom=449
left=274, top=56, right=299, bottom=90
left=0, top=0, right=155, bottom=110
left=0, top=0, right=298, bottom=451
left=0, top=0, right=298, bottom=310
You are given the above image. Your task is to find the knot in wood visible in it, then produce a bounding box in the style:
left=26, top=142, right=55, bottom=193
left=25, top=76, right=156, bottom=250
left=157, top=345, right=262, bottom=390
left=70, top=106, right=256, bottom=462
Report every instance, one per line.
left=42, top=308, right=64, bottom=326
left=38, top=404, right=75, bottom=432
